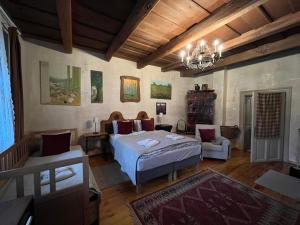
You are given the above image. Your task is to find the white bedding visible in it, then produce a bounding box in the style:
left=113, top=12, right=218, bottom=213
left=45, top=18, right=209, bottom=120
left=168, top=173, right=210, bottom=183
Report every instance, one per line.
left=0, top=146, right=99, bottom=201
left=110, top=130, right=201, bottom=185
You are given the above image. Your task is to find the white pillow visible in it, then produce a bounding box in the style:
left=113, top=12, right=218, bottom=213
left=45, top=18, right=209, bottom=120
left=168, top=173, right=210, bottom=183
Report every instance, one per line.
left=112, top=120, right=118, bottom=134
left=134, top=120, right=142, bottom=132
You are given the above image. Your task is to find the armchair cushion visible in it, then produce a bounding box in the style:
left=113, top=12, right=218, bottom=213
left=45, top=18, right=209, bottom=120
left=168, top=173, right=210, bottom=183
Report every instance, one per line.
left=202, top=142, right=223, bottom=151
left=199, top=129, right=215, bottom=142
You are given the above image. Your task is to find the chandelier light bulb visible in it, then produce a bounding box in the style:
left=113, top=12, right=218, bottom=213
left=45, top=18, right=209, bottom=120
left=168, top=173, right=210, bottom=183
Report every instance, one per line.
left=180, top=51, right=186, bottom=62
left=198, top=55, right=203, bottom=61
left=186, top=43, right=192, bottom=50
left=218, top=45, right=223, bottom=57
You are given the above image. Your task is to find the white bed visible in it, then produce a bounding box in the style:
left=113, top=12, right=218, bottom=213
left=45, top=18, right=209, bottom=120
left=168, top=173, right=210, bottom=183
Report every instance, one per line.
left=110, top=130, right=201, bottom=185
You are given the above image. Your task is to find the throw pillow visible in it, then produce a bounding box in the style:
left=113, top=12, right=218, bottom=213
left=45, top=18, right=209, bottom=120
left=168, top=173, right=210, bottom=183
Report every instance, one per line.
left=42, top=132, right=71, bottom=156
left=141, top=119, right=154, bottom=131
left=199, top=129, right=215, bottom=142
left=118, top=120, right=133, bottom=134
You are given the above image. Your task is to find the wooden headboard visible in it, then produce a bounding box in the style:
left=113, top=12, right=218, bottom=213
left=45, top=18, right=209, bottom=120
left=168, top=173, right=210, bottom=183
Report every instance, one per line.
left=100, top=111, right=150, bottom=133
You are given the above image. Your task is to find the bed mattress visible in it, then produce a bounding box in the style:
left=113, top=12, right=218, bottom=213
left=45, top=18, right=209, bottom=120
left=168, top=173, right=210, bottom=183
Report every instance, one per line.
left=110, top=130, right=201, bottom=185
left=0, top=146, right=99, bottom=201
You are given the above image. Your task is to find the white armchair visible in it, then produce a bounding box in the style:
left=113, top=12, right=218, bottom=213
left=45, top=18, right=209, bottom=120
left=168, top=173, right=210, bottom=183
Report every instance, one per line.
left=195, top=124, right=231, bottom=160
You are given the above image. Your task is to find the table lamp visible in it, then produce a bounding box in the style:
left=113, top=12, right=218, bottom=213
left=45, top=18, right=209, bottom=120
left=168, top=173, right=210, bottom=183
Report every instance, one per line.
left=93, top=116, right=99, bottom=134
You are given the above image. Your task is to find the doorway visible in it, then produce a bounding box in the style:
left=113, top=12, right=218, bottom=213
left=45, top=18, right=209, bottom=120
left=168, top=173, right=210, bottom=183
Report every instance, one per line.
left=243, top=94, right=252, bottom=151
left=240, top=88, right=291, bottom=163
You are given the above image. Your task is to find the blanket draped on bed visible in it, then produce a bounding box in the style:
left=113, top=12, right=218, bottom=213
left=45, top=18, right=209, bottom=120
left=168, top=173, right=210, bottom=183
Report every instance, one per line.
left=113, top=130, right=201, bottom=185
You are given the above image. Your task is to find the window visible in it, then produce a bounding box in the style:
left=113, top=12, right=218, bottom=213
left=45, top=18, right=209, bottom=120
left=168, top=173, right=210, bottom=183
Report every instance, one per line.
left=0, top=26, right=14, bottom=152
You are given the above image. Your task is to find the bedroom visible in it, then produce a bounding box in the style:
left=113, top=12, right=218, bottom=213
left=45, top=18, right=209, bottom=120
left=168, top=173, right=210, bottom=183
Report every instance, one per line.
left=0, top=0, right=300, bottom=225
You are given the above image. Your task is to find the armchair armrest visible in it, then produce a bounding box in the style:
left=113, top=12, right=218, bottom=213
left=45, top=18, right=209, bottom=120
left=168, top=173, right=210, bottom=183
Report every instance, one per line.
left=220, top=136, right=230, bottom=147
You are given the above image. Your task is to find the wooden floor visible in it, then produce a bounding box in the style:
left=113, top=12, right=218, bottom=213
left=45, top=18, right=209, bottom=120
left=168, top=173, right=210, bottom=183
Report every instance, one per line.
left=89, top=149, right=298, bottom=225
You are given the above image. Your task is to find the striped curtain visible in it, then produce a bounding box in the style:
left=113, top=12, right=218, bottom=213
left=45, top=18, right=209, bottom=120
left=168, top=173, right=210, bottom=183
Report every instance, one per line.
left=255, top=92, right=282, bottom=139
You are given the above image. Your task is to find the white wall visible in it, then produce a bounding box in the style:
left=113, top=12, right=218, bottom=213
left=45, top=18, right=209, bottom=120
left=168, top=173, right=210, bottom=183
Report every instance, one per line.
left=21, top=40, right=193, bottom=136
left=194, top=53, right=300, bottom=163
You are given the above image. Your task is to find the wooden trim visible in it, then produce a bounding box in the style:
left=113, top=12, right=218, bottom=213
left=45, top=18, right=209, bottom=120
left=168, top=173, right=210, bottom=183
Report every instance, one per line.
left=137, top=0, right=269, bottom=69
left=100, top=111, right=150, bottom=133
left=120, top=76, right=140, bottom=103
left=181, top=33, right=300, bottom=77
left=0, top=135, right=31, bottom=172
left=56, top=0, right=72, bottom=53
left=136, top=111, right=149, bottom=120
left=162, top=11, right=300, bottom=72
left=105, top=0, right=160, bottom=61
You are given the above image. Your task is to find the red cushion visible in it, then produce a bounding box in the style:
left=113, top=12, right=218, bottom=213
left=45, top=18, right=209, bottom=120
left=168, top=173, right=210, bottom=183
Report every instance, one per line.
left=199, top=129, right=215, bottom=142
left=141, top=119, right=154, bottom=131
left=117, top=121, right=133, bottom=134
left=42, top=132, right=71, bottom=156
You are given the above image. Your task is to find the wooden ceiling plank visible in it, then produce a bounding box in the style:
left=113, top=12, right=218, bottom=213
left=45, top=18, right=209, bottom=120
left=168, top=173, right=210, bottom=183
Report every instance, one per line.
left=181, top=33, right=300, bottom=77
left=105, top=0, right=160, bottom=61
left=137, top=0, right=269, bottom=69
left=287, top=0, right=296, bottom=13
left=192, top=0, right=241, bottom=36
left=162, top=11, right=300, bottom=72
left=224, top=11, right=300, bottom=50
left=56, top=0, right=72, bottom=53
left=258, top=5, right=273, bottom=22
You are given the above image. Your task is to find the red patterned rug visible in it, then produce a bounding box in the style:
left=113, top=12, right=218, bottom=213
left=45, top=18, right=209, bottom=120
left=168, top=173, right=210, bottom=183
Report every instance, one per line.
left=129, top=169, right=300, bottom=225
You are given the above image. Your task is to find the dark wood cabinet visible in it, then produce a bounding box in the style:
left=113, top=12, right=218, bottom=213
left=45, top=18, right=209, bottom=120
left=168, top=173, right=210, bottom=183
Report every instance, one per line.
left=186, top=90, right=217, bottom=134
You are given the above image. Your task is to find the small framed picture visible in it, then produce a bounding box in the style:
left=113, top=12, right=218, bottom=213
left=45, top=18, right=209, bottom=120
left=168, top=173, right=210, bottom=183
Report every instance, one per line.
left=156, top=102, right=166, bottom=115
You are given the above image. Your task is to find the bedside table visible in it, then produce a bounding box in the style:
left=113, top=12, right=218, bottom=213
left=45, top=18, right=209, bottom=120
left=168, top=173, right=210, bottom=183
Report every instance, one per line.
left=83, top=132, right=109, bottom=159
left=155, top=124, right=173, bottom=132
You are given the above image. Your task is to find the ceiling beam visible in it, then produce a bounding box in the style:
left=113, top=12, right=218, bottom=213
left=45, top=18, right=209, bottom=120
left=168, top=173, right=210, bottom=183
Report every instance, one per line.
left=56, top=0, right=72, bottom=53
left=181, top=33, right=300, bottom=77
left=161, top=11, right=300, bottom=72
left=137, top=0, right=269, bottom=69
left=105, top=0, right=160, bottom=61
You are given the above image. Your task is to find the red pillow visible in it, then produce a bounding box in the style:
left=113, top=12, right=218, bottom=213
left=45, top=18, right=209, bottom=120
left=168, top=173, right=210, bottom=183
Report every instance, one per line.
left=199, top=129, right=215, bottom=142
left=117, top=121, right=133, bottom=134
left=141, top=119, right=154, bottom=131
left=42, top=132, right=71, bottom=156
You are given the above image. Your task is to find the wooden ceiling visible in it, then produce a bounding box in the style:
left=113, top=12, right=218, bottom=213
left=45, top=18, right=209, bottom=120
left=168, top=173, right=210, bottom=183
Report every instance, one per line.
left=1, top=0, right=300, bottom=76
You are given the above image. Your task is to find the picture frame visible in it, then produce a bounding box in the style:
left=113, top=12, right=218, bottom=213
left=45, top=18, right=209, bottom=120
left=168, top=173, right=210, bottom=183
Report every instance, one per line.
left=156, top=102, right=166, bottom=115
left=120, top=76, right=140, bottom=102
left=90, top=70, right=103, bottom=103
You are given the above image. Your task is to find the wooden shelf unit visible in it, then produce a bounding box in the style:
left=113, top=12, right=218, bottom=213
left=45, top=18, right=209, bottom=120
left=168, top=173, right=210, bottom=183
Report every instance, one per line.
left=186, top=90, right=217, bottom=134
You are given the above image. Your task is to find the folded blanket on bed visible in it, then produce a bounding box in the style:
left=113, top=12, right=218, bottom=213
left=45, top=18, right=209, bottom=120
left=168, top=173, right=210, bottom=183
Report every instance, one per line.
left=166, top=134, right=184, bottom=140
left=40, top=167, right=76, bottom=186
left=137, top=139, right=159, bottom=148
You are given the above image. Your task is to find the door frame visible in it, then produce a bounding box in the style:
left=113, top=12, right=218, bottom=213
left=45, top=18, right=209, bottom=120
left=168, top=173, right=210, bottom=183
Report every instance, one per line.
left=239, top=87, right=292, bottom=162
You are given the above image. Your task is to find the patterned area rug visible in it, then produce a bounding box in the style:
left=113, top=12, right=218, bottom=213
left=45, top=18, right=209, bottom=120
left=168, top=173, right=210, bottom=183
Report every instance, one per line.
left=130, top=169, right=300, bottom=225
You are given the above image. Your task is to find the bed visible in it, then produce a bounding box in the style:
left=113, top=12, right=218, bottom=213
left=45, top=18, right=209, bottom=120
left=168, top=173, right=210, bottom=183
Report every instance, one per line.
left=0, top=129, right=100, bottom=225
left=101, top=111, right=202, bottom=192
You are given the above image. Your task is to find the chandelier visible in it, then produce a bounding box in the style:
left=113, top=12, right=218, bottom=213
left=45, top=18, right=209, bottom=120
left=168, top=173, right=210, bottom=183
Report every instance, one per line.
left=179, top=39, right=223, bottom=70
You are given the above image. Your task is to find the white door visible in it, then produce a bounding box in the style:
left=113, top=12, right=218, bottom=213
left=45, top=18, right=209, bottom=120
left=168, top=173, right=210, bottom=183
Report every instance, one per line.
left=251, top=91, right=286, bottom=162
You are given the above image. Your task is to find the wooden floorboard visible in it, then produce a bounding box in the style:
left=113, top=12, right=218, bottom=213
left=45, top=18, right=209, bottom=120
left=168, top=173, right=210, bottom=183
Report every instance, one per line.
left=89, top=149, right=298, bottom=225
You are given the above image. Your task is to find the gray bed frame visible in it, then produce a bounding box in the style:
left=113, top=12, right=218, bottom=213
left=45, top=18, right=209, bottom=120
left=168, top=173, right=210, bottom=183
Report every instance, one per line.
left=100, top=111, right=202, bottom=193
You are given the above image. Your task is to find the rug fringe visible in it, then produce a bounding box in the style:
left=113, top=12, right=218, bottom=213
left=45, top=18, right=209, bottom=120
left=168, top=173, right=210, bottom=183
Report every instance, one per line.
left=128, top=202, right=144, bottom=225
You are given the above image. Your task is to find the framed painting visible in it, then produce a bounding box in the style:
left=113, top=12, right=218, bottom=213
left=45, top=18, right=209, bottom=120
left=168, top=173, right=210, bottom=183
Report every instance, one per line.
left=120, top=76, right=140, bottom=102
left=91, top=70, right=103, bottom=103
left=40, top=61, right=81, bottom=106
left=151, top=80, right=172, bottom=100
left=156, top=102, right=166, bottom=115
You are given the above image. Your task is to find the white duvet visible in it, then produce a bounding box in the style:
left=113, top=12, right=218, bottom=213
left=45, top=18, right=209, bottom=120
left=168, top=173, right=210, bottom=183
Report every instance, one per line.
left=110, top=130, right=201, bottom=185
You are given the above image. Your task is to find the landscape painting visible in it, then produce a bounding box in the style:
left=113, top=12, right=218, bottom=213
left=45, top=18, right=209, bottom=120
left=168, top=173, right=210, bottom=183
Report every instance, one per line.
left=91, top=70, right=103, bottom=103
left=120, top=76, right=140, bottom=102
left=40, top=61, right=81, bottom=106
left=151, top=80, right=172, bottom=100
